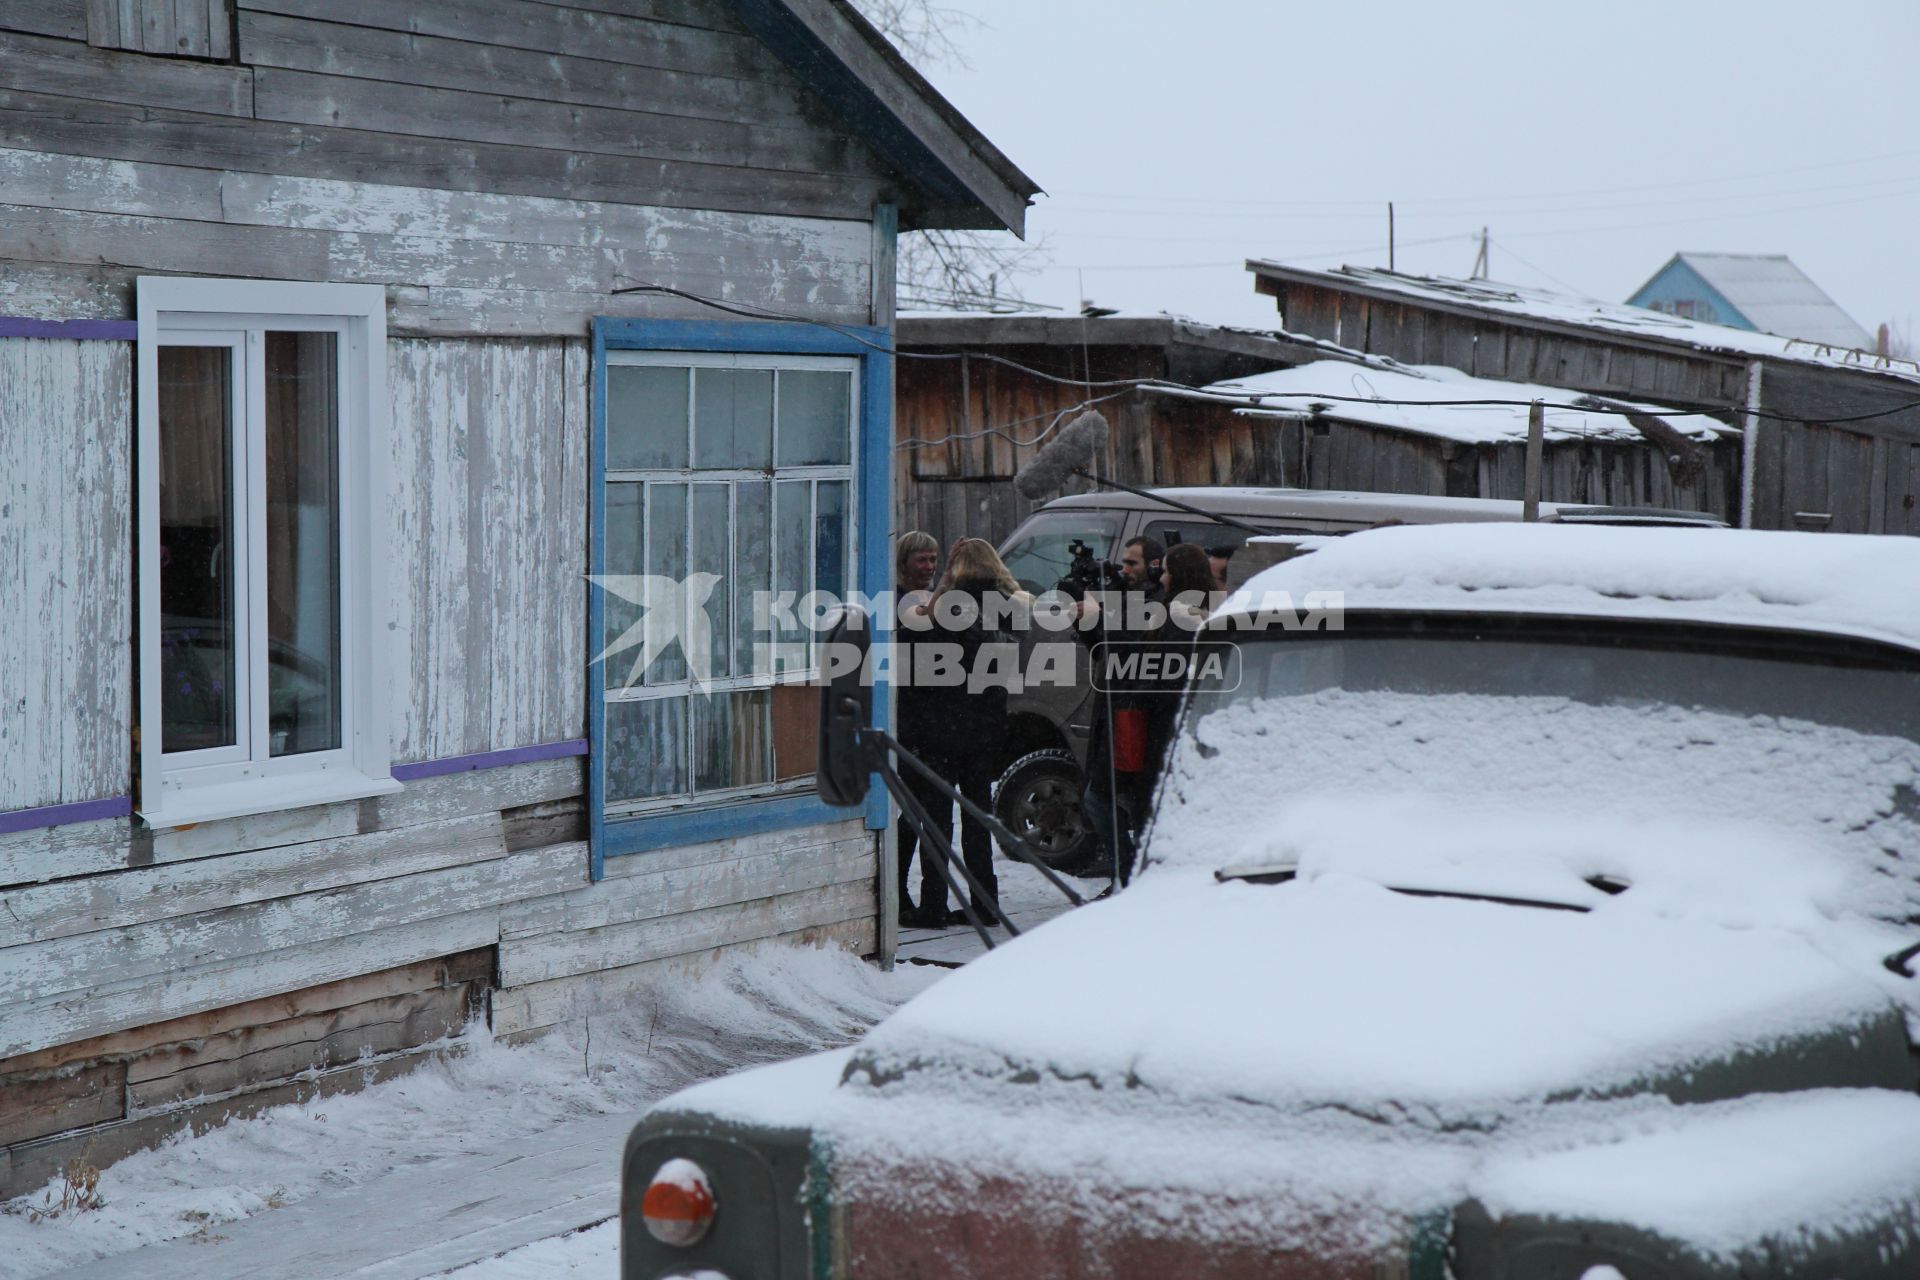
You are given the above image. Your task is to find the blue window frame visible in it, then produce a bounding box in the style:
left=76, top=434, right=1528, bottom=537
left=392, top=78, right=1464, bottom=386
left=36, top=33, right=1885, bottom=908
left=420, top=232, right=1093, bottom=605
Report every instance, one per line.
left=590, top=318, right=891, bottom=878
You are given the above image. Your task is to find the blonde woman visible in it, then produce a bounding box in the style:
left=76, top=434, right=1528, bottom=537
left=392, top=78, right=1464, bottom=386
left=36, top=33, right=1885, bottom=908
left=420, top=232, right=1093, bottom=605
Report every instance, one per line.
left=905, top=536, right=1024, bottom=928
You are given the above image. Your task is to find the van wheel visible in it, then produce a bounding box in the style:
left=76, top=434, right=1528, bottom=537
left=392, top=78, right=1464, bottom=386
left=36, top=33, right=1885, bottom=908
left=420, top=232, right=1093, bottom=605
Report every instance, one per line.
left=992, top=749, right=1095, bottom=870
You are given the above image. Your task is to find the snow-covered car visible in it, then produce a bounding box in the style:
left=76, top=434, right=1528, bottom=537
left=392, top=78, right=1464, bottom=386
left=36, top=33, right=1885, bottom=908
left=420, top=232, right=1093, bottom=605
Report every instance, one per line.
left=621, top=523, right=1920, bottom=1280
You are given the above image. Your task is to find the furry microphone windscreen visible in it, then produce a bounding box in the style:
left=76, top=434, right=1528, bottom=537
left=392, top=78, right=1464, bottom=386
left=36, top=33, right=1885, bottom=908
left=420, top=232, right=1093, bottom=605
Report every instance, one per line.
left=1013, top=410, right=1110, bottom=500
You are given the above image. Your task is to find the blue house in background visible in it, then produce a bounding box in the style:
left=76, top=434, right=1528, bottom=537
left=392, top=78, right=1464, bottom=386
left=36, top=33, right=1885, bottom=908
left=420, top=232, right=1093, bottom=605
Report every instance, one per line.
left=1628, top=252, right=1875, bottom=351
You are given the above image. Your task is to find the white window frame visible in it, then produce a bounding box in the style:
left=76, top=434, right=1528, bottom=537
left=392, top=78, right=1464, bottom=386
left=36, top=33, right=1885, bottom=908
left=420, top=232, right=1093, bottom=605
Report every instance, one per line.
left=602, top=349, right=859, bottom=816
left=135, top=277, right=397, bottom=828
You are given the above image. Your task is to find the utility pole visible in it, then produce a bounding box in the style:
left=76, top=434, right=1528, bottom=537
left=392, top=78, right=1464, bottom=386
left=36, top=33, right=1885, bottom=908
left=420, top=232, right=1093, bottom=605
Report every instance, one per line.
left=1471, top=226, right=1489, bottom=280
left=1388, top=202, right=1396, bottom=271
left=1523, top=400, right=1544, bottom=521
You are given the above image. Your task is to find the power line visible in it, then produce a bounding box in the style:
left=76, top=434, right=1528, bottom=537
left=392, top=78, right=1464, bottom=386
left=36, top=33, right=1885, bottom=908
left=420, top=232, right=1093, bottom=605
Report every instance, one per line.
left=1046, top=146, right=1920, bottom=210
left=1483, top=237, right=1588, bottom=297
left=1050, top=171, right=1920, bottom=225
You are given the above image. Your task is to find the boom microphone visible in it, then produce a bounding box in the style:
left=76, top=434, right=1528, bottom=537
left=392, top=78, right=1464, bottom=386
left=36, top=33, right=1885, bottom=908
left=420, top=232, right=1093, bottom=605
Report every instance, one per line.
left=1014, top=410, right=1110, bottom=500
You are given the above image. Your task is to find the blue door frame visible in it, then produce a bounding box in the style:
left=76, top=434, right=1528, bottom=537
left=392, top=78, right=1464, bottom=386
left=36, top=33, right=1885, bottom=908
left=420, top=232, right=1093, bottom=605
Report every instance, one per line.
left=589, top=317, right=893, bottom=880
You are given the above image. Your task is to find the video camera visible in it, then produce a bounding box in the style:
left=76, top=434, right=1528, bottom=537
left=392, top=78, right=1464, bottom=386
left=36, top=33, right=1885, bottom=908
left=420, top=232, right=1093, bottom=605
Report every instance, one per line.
left=1054, top=538, right=1128, bottom=600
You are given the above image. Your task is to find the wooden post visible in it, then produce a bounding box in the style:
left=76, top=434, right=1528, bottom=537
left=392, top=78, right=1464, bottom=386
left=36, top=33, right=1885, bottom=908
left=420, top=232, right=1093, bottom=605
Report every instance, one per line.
left=1523, top=399, right=1544, bottom=521
left=872, top=201, right=900, bottom=968
left=1739, top=360, right=1763, bottom=529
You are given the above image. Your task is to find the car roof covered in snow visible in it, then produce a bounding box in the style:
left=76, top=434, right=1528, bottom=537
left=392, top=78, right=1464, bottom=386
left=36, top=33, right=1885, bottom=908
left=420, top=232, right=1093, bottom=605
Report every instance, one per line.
left=1221, top=523, right=1920, bottom=656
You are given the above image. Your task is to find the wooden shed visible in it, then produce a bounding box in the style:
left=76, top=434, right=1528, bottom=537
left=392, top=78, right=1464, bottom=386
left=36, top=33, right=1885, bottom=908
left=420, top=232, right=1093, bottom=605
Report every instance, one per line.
left=1152, top=359, right=1740, bottom=519
left=895, top=311, right=1736, bottom=550
left=1247, top=262, right=1920, bottom=536
left=0, top=0, right=1035, bottom=1195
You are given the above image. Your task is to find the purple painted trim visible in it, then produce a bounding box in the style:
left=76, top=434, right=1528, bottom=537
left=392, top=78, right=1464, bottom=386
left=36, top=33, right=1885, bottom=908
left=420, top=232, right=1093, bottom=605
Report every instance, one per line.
left=0, top=316, right=138, bottom=341
left=390, top=739, right=589, bottom=782
left=0, top=795, right=133, bottom=835
left=0, top=742, right=587, bottom=834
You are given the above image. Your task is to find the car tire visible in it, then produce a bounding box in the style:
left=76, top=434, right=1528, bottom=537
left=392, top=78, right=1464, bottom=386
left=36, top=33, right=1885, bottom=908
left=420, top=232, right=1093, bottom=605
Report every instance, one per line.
left=992, top=749, right=1096, bottom=871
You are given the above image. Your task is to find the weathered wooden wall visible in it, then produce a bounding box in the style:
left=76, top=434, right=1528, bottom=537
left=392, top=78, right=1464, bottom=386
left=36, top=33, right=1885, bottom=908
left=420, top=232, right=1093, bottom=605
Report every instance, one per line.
left=0, top=0, right=887, bottom=339
left=388, top=338, right=591, bottom=762
left=895, top=343, right=1738, bottom=551
left=0, top=751, right=875, bottom=1194
left=0, top=338, right=132, bottom=813
left=0, top=145, right=876, bottom=338
left=1263, top=282, right=1753, bottom=410
left=0, top=0, right=901, bottom=1181
left=1260, top=276, right=1920, bottom=536
left=0, top=0, right=897, bottom=212
left=1752, top=363, right=1920, bottom=536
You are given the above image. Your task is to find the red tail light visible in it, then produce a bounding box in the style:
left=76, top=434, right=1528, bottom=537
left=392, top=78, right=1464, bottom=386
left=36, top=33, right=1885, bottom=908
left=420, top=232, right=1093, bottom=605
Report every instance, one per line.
left=641, top=1158, right=717, bottom=1247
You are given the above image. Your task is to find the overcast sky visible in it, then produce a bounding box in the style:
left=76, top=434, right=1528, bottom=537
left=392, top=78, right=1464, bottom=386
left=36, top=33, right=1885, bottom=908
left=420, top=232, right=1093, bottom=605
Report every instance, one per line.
left=920, top=1, right=1920, bottom=346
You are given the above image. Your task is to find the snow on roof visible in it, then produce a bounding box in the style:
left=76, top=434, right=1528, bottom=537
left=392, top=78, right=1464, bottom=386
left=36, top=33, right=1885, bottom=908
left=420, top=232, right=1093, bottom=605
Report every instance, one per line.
left=1663, top=252, right=1875, bottom=352
left=1248, top=262, right=1920, bottom=381
left=1155, top=358, right=1733, bottom=445
left=1224, top=523, right=1920, bottom=655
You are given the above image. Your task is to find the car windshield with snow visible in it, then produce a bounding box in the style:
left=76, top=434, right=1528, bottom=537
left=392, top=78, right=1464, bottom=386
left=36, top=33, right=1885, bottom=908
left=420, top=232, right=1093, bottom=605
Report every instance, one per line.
left=622, top=523, right=1920, bottom=1280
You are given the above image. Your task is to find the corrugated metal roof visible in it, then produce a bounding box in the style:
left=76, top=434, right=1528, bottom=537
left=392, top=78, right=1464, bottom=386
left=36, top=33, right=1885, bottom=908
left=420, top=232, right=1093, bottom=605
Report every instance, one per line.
left=1666, top=253, right=1874, bottom=351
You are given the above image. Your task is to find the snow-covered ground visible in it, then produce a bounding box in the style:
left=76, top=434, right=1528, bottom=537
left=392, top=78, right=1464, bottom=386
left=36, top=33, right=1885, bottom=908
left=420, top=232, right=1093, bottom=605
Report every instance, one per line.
left=444, top=1219, right=618, bottom=1279
left=1, top=945, right=944, bottom=1279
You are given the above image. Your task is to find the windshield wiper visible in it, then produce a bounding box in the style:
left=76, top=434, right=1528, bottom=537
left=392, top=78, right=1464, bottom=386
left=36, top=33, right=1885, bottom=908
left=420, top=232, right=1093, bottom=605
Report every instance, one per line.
left=1214, top=868, right=1628, bottom=914
left=1884, top=939, right=1920, bottom=978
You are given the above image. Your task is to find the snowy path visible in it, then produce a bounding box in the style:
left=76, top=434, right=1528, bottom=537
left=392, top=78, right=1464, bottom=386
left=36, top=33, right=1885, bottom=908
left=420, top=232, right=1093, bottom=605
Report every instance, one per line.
left=52, top=1109, right=630, bottom=1280
left=894, top=853, right=1093, bottom=967
left=4, top=948, right=944, bottom=1279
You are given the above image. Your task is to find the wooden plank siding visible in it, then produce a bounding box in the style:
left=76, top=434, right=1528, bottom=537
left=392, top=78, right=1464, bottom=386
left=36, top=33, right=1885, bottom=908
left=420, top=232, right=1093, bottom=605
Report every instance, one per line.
left=895, top=340, right=1738, bottom=552
left=85, top=0, right=233, bottom=59
left=388, top=338, right=588, bottom=763
left=494, top=818, right=877, bottom=1035
left=0, top=338, right=132, bottom=814
left=0, top=808, right=877, bottom=1059
left=1263, top=282, right=1754, bottom=411
left=1736, top=362, right=1920, bottom=534
left=0, top=146, right=876, bottom=337
left=0, top=0, right=910, bottom=257
left=0, top=0, right=936, bottom=1177
left=0, top=0, right=88, bottom=40
left=1255, top=277, right=1920, bottom=535
left=0, top=756, right=585, bottom=891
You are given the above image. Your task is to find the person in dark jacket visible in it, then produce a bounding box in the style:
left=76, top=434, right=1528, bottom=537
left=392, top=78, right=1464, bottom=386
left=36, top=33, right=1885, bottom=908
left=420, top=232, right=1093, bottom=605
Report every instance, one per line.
left=905, top=537, right=1024, bottom=927
left=892, top=530, right=946, bottom=928
left=1078, top=536, right=1165, bottom=889
left=1138, top=541, right=1218, bottom=801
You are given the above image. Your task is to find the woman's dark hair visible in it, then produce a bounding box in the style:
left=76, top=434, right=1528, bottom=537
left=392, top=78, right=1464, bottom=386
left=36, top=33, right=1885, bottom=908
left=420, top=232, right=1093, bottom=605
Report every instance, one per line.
left=1162, top=541, right=1214, bottom=598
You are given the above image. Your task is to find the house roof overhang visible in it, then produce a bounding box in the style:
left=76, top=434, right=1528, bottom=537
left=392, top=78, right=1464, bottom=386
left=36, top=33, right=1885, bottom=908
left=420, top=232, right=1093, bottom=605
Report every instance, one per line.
left=730, top=0, right=1041, bottom=235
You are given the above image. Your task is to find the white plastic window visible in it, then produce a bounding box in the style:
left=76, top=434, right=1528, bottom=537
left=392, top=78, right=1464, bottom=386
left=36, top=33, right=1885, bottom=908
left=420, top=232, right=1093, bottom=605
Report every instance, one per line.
left=136, top=278, right=396, bottom=826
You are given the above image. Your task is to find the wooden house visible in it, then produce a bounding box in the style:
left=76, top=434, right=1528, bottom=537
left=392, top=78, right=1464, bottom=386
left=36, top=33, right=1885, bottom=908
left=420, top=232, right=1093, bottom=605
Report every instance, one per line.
left=895, top=311, right=1736, bottom=550
left=1247, top=262, right=1920, bottom=536
left=0, top=0, right=1036, bottom=1195
left=1626, top=252, right=1875, bottom=351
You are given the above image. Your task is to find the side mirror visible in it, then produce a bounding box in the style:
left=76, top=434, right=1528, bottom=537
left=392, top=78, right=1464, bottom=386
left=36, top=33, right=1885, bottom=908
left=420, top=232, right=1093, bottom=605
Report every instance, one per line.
left=815, top=605, right=873, bottom=807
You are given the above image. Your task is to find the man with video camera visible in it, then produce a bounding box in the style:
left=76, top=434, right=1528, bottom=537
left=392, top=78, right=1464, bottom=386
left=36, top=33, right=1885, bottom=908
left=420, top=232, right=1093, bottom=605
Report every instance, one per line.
left=1075, top=534, right=1165, bottom=890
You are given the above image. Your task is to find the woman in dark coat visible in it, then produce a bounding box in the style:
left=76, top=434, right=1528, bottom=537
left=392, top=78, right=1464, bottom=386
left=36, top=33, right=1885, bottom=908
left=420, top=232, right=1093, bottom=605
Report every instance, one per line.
left=906, top=538, right=1024, bottom=927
